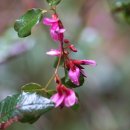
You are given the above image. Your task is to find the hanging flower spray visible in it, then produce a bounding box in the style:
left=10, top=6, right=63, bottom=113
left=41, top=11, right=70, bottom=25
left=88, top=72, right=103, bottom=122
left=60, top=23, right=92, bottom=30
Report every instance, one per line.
left=0, top=0, right=96, bottom=129
left=43, top=6, right=96, bottom=108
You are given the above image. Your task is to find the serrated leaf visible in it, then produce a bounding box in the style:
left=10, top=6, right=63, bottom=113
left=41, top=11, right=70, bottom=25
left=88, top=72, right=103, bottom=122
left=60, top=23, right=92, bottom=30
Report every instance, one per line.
left=21, top=83, right=42, bottom=92
left=62, top=74, right=85, bottom=88
left=46, top=0, right=62, bottom=6
left=0, top=92, right=54, bottom=129
left=14, top=8, right=43, bottom=38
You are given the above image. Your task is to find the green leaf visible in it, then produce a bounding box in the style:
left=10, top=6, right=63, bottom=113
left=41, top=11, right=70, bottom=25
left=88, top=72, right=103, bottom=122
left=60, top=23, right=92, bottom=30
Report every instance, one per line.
left=21, top=83, right=56, bottom=97
left=71, top=103, right=80, bottom=110
left=122, top=3, right=130, bottom=23
left=46, top=90, right=57, bottom=98
left=14, top=8, right=43, bottom=38
left=62, top=74, right=85, bottom=88
left=110, top=1, right=130, bottom=24
left=46, top=0, right=62, bottom=6
left=21, top=83, right=42, bottom=92
left=0, top=92, right=54, bottom=129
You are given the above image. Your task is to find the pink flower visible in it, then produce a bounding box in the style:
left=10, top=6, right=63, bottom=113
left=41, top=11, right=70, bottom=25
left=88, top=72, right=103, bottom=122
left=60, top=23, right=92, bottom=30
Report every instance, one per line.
left=43, top=14, right=65, bottom=42
left=79, top=60, right=96, bottom=66
left=43, top=17, right=59, bottom=26
left=67, top=59, right=96, bottom=85
left=72, top=59, right=96, bottom=66
left=46, top=49, right=61, bottom=56
left=68, top=67, right=80, bottom=85
left=51, top=85, right=78, bottom=108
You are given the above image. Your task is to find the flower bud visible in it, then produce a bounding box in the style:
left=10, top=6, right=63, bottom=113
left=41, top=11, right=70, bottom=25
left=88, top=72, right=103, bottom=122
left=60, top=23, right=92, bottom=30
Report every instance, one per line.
left=64, top=39, right=70, bottom=44
left=69, top=45, right=77, bottom=52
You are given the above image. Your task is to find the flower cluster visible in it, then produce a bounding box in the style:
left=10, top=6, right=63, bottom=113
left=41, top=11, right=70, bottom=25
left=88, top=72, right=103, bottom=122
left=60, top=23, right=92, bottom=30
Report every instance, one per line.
left=43, top=13, right=96, bottom=108
left=43, top=14, right=65, bottom=42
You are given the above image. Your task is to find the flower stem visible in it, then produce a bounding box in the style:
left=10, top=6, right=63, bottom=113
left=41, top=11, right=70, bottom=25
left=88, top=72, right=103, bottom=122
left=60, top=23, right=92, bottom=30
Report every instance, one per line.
left=44, top=43, right=62, bottom=89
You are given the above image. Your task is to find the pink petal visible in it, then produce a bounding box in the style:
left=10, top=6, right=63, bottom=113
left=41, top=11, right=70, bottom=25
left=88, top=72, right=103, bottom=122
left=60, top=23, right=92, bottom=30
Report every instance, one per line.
left=51, top=23, right=65, bottom=33
left=51, top=23, right=59, bottom=30
left=51, top=93, right=65, bottom=107
left=59, top=29, right=66, bottom=33
left=50, top=30, right=59, bottom=41
left=68, top=67, right=80, bottom=85
left=43, top=18, right=59, bottom=26
left=81, top=60, right=96, bottom=66
left=46, top=49, right=61, bottom=56
left=64, top=89, right=78, bottom=107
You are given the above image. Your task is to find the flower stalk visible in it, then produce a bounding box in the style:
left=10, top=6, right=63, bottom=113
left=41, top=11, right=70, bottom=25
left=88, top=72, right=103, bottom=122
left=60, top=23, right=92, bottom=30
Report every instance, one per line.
left=43, top=6, right=96, bottom=108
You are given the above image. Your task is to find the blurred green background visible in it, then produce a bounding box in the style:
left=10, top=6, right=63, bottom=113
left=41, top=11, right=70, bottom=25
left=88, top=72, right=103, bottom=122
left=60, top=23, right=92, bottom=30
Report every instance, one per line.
left=0, top=0, right=130, bottom=130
